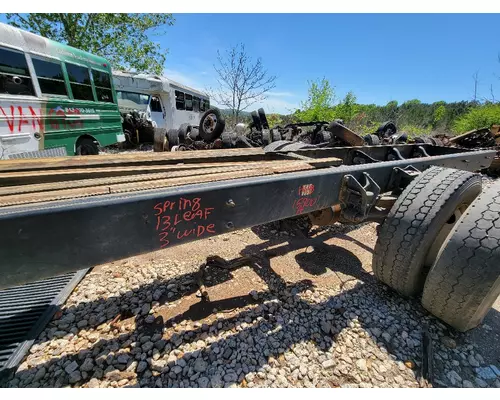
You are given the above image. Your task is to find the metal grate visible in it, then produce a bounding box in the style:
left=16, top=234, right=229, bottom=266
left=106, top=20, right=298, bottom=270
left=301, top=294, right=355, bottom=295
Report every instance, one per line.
left=0, top=269, right=88, bottom=382
left=8, top=147, right=68, bottom=159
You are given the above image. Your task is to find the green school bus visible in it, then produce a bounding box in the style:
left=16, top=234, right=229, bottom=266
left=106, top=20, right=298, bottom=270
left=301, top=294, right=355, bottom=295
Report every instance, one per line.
left=0, top=22, right=125, bottom=159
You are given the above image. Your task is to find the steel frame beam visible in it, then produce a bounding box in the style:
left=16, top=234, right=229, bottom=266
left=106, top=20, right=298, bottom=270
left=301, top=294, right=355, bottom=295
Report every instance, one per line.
left=0, top=146, right=495, bottom=289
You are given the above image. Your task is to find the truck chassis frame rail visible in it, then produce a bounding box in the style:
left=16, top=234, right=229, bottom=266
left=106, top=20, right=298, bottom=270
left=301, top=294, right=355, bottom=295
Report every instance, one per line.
left=0, top=144, right=495, bottom=290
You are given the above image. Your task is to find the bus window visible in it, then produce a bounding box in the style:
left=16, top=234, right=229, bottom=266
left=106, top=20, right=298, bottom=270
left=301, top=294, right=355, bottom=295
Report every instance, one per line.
left=175, top=90, right=185, bottom=110
left=201, top=99, right=210, bottom=112
left=0, top=47, right=35, bottom=96
left=193, top=96, right=200, bottom=112
left=116, top=91, right=150, bottom=110
left=32, top=58, right=67, bottom=96
left=92, top=69, right=113, bottom=103
left=150, top=96, right=163, bottom=112
left=66, top=63, right=94, bottom=101
left=185, top=94, right=193, bottom=111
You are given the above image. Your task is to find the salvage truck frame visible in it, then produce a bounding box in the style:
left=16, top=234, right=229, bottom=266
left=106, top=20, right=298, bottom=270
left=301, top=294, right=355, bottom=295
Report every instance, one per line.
left=0, top=143, right=499, bottom=333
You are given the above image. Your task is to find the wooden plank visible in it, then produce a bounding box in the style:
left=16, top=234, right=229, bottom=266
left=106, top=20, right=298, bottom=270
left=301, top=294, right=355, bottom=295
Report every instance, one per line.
left=0, top=148, right=268, bottom=172
left=0, top=160, right=291, bottom=186
left=0, top=161, right=319, bottom=207
left=0, top=169, right=272, bottom=207
left=0, top=161, right=311, bottom=196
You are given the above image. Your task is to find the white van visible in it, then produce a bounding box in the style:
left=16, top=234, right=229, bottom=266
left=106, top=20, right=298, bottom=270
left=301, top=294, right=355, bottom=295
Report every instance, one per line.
left=112, top=71, right=210, bottom=135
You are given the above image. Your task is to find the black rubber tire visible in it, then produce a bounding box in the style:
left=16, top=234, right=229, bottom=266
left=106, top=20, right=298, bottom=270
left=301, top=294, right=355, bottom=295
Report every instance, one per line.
left=76, top=137, right=99, bottom=155
left=178, top=123, right=191, bottom=143
left=153, top=129, right=167, bottom=152
left=315, top=130, right=332, bottom=144
left=251, top=111, right=262, bottom=131
left=395, top=133, right=408, bottom=143
left=364, top=134, right=380, bottom=145
left=199, top=108, right=225, bottom=141
left=189, top=127, right=200, bottom=141
left=261, top=129, right=271, bottom=146
left=263, top=140, right=293, bottom=152
left=421, top=181, right=500, bottom=332
left=272, top=130, right=281, bottom=142
left=373, top=166, right=482, bottom=297
left=376, top=121, right=397, bottom=136
left=430, top=137, right=443, bottom=146
left=221, top=132, right=234, bottom=148
left=258, top=108, right=269, bottom=129
left=415, top=137, right=433, bottom=144
left=167, top=129, right=180, bottom=147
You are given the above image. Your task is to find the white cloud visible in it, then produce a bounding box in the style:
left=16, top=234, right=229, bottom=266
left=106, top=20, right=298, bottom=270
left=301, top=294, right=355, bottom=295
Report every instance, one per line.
left=162, top=68, right=208, bottom=92
left=267, top=91, right=295, bottom=97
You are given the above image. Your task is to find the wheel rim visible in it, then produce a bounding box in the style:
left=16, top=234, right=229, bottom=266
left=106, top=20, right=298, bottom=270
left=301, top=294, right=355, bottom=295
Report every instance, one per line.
left=203, top=114, right=217, bottom=133
left=425, top=203, right=468, bottom=267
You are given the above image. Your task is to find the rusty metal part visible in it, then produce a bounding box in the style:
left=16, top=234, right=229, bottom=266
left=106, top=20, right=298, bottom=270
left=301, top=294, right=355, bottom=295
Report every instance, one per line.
left=374, top=195, right=398, bottom=209
left=327, top=121, right=365, bottom=147
left=448, top=127, right=496, bottom=148
left=308, top=204, right=342, bottom=226
left=420, top=324, right=434, bottom=387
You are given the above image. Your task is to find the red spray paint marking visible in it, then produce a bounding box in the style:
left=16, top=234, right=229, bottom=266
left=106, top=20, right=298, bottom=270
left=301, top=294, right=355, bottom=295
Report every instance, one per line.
left=0, top=105, right=44, bottom=133
left=0, top=106, right=15, bottom=132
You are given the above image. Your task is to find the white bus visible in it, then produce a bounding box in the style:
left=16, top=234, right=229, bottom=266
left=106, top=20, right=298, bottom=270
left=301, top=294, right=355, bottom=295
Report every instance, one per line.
left=112, top=71, right=210, bottom=137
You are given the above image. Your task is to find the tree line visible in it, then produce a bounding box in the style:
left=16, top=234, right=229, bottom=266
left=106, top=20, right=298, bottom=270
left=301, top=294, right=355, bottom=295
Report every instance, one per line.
left=267, top=78, right=500, bottom=136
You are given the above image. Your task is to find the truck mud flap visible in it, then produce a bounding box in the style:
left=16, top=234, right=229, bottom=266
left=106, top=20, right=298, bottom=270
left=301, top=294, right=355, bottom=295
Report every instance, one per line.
left=0, top=269, right=88, bottom=383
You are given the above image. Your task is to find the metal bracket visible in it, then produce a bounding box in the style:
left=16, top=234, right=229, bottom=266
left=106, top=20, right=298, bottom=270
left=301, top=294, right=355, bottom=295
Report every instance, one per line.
left=387, top=147, right=405, bottom=161
left=388, top=165, right=421, bottom=191
left=352, top=150, right=380, bottom=165
left=413, top=145, right=431, bottom=158
left=339, top=172, right=381, bottom=224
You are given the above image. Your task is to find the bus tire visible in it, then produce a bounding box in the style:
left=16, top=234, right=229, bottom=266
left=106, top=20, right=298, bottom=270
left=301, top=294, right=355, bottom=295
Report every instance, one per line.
left=167, top=129, right=180, bottom=148
left=199, top=108, right=225, bottom=142
left=258, top=108, right=269, bottom=129
left=178, top=123, right=191, bottom=142
left=364, top=134, right=380, bottom=145
left=373, top=166, right=482, bottom=297
left=153, top=128, right=167, bottom=152
left=272, top=130, right=281, bottom=142
left=251, top=111, right=262, bottom=131
left=75, top=137, right=99, bottom=155
left=421, top=181, right=500, bottom=332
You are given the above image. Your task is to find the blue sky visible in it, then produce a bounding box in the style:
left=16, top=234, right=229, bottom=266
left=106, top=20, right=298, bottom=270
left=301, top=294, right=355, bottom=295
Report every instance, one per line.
left=2, top=14, right=500, bottom=114
left=158, top=14, right=500, bottom=113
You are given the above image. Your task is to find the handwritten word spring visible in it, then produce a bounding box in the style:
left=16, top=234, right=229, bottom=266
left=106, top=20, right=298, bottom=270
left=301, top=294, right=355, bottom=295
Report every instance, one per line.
left=153, top=197, right=216, bottom=248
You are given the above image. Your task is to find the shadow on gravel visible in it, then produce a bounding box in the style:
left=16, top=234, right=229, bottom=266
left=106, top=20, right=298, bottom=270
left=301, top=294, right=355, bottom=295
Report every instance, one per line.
left=2, top=225, right=491, bottom=388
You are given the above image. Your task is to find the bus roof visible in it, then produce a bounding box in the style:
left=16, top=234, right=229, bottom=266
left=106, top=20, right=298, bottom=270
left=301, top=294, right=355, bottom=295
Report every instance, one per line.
left=0, top=22, right=110, bottom=70
left=112, top=70, right=209, bottom=99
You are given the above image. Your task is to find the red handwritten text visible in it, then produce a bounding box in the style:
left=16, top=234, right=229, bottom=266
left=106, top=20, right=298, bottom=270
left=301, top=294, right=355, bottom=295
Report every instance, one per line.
left=153, top=197, right=216, bottom=249
left=0, top=105, right=44, bottom=133
left=293, top=197, right=318, bottom=214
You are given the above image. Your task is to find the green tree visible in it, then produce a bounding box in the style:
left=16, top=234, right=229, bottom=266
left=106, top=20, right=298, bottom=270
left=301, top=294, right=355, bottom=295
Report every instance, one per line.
left=336, top=91, right=359, bottom=123
left=453, top=103, right=500, bottom=133
left=295, top=78, right=336, bottom=122
left=6, top=13, right=174, bottom=74
left=433, top=104, right=446, bottom=127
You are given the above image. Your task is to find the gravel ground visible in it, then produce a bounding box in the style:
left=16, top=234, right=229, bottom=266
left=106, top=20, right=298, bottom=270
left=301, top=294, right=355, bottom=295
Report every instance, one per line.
left=3, top=218, right=500, bottom=388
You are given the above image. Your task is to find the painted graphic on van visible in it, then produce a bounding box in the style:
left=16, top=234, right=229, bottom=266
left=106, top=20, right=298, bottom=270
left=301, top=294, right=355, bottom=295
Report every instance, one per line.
left=0, top=104, right=44, bottom=133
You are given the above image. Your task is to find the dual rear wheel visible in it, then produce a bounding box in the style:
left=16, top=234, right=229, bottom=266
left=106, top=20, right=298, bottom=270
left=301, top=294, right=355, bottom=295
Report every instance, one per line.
left=373, top=166, right=500, bottom=331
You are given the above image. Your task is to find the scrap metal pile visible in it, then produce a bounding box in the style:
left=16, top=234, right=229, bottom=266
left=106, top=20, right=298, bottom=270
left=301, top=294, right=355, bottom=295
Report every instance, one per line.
left=152, top=107, right=500, bottom=174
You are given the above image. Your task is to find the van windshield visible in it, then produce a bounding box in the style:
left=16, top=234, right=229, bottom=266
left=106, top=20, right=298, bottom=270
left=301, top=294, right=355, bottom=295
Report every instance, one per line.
left=116, top=91, right=150, bottom=111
